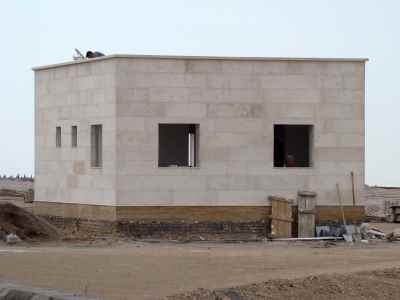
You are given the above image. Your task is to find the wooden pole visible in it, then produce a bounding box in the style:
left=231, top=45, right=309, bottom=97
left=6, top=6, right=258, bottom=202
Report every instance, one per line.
left=336, top=183, right=347, bottom=226
left=350, top=171, right=356, bottom=206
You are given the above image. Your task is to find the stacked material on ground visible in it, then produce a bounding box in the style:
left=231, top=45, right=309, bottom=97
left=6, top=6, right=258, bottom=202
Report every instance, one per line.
left=0, top=202, right=59, bottom=241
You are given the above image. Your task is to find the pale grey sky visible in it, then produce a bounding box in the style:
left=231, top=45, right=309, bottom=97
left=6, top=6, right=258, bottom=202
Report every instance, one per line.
left=0, top=1, right=398, bottom=186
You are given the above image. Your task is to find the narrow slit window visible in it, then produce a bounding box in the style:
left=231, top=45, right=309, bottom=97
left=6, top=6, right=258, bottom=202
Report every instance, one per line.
left=91, top=124, right=102, bottom=168
left=71, top=126, right=78, bottom=148
left=158, top=124, right=199, bottom=167
left=274, top=124, right=313, bottom=168
left=56, top=126, right=61, bottom=148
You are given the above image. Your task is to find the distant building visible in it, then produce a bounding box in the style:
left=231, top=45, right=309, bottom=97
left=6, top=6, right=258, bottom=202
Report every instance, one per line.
left=33, top=54, right=367, bottom=227
left=364, top=185, right=400, bottom=219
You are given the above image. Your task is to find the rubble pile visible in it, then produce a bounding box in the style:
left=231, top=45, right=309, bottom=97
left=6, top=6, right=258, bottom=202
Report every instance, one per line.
left=387, top=228, right=400, bottom=242
left=0, top=202, right=59, bottom=242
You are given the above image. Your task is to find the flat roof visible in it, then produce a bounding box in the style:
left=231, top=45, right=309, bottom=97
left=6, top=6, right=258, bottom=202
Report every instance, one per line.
left=33, top=54, right=369, bottom=71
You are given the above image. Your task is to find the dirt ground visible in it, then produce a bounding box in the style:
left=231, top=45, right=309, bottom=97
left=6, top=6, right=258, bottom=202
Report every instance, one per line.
left=167, top=268, right=400, bottom=300
left=1, top=198, right=400, bottom=299
left=0, top=240, right=400, bottom=300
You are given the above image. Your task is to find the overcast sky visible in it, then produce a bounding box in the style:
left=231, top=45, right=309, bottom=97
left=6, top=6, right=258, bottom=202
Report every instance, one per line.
left=0, top=1, right=398, bottom=186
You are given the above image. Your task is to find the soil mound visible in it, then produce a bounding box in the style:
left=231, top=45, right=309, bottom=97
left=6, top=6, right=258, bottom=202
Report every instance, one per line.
left=0, top=202, right=60, bottom=240
left=166, top=268, right=400, bottom=300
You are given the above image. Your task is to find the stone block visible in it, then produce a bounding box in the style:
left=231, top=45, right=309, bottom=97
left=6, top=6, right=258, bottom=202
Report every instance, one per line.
left=314, top=147, right=364, bottom=162
left=118, top=58, right=186, bottom=73
left=171, top=191, right=218, bottom=205
left=91, top=60, right=117, bottom=75
left=321, top=89, right=363, bottom=103
left=117, top=161, right=157, bottom=175
left=207, top=103, right=265, bottom=118
left=148, top=87, right=188, bottom=102
left=207, top=175, right=256, bottom=190
left=117, top=190, right=173, bottom=205
left=324, top=120, right=364, bottom=133
left=207, top=74, right=259, bottom=89
left=316, top=103, right=363, bottom=119
left=184, top=74, right=207, bottom=87
left=76, top=63, right=92, bottom=77
left=314, top=133, right=337, bottom=147
left=216, top=190, right=269, bottom=205
left=165, top=103, right=207, bottom=118
left=214, top=118, right=263, bottom=133
left=118, top=175, right=207, bottom=192
left=221, top=61, right=254, bottom=73
left=133, top=73, right=185, bottom=88
left=320, top=75, right=343, bottom=89
left=118, top=147, right=157, bottom=161
left=343, top=75, right=364, bottom=90
left=185, top=60, right=222, bottom=73
left=268, top=103, right=316, bottom=119
left=255, top=175, right=307, bottom=190
left=260, top=75, right=320, bottom=89
left=117, top=102, right=166, bottom=117
left=117, top=117, right=146, bottom=131
left=263, top=88, right=322, bottom=103
left=338, top=134, right=364, bottom=147
left=117, top=131, right=153, bottom=147
left=117, top=88, right=149, bottom=102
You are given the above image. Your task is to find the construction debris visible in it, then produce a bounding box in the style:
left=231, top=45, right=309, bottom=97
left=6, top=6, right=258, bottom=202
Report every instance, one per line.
left=360, top=223, right=386, bottom=240
left=5, top=233, right=20, bottom=245
left=386, top=229, right=400, bottom=242
left=0, top=202, right=60, bottom=241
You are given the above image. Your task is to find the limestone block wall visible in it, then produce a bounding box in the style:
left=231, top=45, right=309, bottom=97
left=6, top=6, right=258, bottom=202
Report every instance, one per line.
left=34, top=60, right=118, bottom=206
left=114, top=57, right=365, bottom=207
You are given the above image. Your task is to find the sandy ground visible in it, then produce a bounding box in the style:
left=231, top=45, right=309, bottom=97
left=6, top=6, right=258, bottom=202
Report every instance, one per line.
left=168, top=268, right=400, bottom=300
left=1, top=241, right=400, bottom=300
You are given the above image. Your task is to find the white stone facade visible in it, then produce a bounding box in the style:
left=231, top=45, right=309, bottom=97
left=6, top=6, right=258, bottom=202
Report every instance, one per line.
left=34, top=55, right=366, bottom=208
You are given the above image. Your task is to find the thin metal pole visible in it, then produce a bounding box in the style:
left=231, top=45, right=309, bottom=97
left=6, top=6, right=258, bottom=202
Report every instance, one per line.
left=350, top=171, right=356, bottom=206
left=336, top=183, right=347, bottom=227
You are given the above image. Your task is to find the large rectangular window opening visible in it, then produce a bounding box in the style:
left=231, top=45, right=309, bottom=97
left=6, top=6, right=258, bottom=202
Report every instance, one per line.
left=274, top=124, right=313, bottom=168
left=71, top=126, right=78, bottom=148
left=56, top=126, right=61, bottom=148
left=158, top=124, right=199, bottom=167
left=91, top=124, right=102, bottom=168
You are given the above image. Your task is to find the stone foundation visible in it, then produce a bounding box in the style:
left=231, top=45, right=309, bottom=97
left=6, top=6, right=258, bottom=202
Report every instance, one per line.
left=34, top=202, right=365, bottom=239
left=118, top=221, right=268, bottom=240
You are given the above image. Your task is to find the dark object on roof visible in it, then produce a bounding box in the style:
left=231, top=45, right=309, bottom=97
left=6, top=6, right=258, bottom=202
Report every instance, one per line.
left=86, top=51, right=105, bottom=59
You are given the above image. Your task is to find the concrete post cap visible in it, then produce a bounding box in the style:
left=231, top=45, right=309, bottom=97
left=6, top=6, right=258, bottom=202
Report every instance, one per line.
left=297, top=190, right=317, bottom=197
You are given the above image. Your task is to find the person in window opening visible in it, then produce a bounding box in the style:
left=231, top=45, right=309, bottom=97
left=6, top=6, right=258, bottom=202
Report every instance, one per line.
left=285, top=154, right=295, bottom=167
